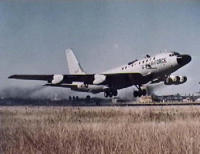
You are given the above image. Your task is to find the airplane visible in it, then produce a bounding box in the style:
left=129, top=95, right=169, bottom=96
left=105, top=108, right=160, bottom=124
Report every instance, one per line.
left=9, top=49, right=191, bottom=98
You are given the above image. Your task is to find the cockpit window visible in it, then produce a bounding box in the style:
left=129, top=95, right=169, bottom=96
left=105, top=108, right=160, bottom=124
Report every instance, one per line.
left=173, top=52, right=180, bottom=56
left=170, top=52, right=180, bottom=57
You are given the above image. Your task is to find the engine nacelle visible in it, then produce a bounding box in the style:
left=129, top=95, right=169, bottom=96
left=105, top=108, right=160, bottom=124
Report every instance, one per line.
left=179, top=76, right=187, bottom=83
left=164, top=76, right=187, bottom=85
left=51, top=74, right=64, bottom=84
left=76, top=82, right=87, bottom=89
left=93, top=74, right=106, bottom=85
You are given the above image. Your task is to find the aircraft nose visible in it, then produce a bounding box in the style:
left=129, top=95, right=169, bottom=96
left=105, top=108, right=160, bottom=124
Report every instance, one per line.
left=177, top=54, right=192, bottom=65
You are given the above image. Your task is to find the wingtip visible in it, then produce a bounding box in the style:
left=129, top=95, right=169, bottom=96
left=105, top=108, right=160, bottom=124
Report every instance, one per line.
left=8, top=75, right=15, bottom=79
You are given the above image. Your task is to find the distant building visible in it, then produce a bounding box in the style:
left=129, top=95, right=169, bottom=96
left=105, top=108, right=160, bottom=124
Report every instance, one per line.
left=139, top=96, right=153, bottom=103
left=152, top=94, right=184, bottom=102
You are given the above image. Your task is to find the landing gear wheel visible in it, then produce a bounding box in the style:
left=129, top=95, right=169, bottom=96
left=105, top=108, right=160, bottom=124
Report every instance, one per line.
left=133, top=88, right=147, bottom=98
left=108, top=91, right=113, bottom=97
left=142, top=89, right=147, bottom=96
left=134, top=91, right=142, bottom=97
left=104, top=92, right=109, bottom=98
left=134, top=91, right=138, bottom=97
left=138, top=92, right=142, bottom=97
left=104, top=89, right=118, bottom=98
left=113, top=90, right=118, bottom=96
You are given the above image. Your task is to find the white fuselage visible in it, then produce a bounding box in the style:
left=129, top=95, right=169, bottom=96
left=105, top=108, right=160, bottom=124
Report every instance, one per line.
left=72, top=52, right=184, bottom=93
left=104, top=53, right=179, bottom=76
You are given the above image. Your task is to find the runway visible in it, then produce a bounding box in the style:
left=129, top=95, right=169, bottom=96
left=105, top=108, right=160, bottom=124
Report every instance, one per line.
left=1, top=97, right=200, bottom=107
left=115, top=102, right=200, bottom=107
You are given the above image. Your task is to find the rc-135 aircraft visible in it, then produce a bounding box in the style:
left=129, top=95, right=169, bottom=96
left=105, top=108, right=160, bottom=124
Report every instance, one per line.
left=9, top=49, right=191, bottom=98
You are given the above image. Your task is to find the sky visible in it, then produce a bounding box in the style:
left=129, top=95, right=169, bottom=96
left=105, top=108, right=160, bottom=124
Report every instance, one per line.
left=0, top=0, right=200, bottom=98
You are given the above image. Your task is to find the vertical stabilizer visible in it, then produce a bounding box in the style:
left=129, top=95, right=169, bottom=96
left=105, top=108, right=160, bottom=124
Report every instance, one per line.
left=65, top=49, right=86, bottom=74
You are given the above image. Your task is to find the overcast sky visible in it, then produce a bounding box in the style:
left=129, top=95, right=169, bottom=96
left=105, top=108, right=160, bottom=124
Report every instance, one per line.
left=0, top=0, right=200, bottom=97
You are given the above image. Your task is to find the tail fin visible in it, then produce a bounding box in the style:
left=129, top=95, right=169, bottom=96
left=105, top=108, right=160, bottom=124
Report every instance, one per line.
left=65, top=49, right=86, bottom=74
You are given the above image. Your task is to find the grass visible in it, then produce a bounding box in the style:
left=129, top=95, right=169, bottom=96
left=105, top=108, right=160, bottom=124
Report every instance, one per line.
left=1, top=106, right=200, bottom=154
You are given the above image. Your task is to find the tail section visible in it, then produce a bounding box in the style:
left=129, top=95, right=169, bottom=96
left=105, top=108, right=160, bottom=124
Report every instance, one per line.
left=65, top=49, right=86, bottom=74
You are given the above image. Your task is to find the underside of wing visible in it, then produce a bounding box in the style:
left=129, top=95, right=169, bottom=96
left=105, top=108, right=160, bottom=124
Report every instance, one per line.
left=9, top=74, right=95, bottom=84
left=9, top=72, right=153, bottom=90
left=103, top=72, right=153, bottom=89
left=62, top=74, right=94, bottom=84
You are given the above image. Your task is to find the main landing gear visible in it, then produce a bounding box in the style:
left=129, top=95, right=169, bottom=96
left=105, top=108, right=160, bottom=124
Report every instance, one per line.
left=104, top=90, right=118, bottom=98
left=133, top=85, right=147, bottom=97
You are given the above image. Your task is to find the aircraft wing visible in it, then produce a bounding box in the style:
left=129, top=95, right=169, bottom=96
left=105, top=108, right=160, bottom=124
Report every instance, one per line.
left=9, top=74, right=94, bottom=84
left=103, top=72, right=153, bottom=86
left=9, top=72, right=153, bottom=86
left=8, top=75, right=53, bottom=81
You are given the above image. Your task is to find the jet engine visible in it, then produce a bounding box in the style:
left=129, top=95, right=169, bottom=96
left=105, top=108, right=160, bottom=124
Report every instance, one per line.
left=76, top=82, right=88, bottom=89
left=51, top=74, right=64, bottom=84
left=179, top=76, right=187, bottom=83
left=164, top=75, right=187, bottom=85
left=93, top=74, right=106, bottom=85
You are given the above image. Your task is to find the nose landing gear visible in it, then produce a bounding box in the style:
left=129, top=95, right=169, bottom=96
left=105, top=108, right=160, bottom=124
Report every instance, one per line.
left=133, top=85, right=147, bottom=97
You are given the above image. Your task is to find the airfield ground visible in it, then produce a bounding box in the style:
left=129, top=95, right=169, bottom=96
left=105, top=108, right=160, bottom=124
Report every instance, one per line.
left=1, top=105, right=200, bottom=154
